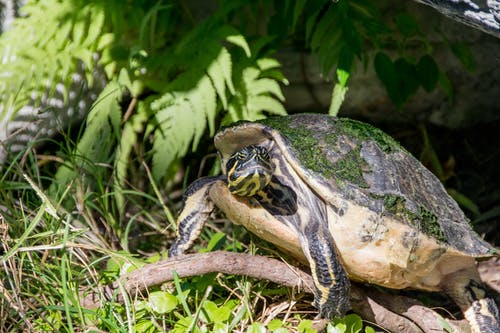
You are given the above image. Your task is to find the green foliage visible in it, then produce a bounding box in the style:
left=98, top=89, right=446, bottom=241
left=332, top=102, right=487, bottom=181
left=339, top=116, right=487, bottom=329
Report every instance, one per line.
left=14, top=1, right=290, bottom=210
left=149, top=28, right=287, bottom=180
left=0, top=1, right=485, bottom=332
left=0, top=0, right=110, bottom=112
left=330, top=314, right=372, bottom=333
left=1, top=0, right=463, bottom=201
left=281, top=1, right=458, bottom=108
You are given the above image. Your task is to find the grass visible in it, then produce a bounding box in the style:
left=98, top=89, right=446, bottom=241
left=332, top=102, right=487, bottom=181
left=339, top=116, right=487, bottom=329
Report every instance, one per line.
left=0, top=145, right=370, bottom=333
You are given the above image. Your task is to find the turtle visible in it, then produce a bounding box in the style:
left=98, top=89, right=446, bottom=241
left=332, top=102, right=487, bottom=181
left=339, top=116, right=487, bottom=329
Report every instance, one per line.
left=168, top=113, right=500, bottom=333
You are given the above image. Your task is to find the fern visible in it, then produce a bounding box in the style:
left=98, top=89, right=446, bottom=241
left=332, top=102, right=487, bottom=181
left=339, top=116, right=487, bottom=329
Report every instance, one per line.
left=0, top=0, right=289, bottom=206
left=301, top=0, right=387, bottom=75
left=0, top=0, right=114, bottom=161
left=0, top=0, right=111, bottom=107
left=149, top=29, right=288, bottom=180
left=273, top=0, right=388, bottom=115
left=225, top=57, right=287, bottom=123
left=4, top=1, right=290, bottom=215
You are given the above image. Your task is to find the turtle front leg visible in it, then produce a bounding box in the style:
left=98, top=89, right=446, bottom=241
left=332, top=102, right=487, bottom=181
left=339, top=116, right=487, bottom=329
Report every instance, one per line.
left=300, top=223, right=351, bottom=319
left=168, top=176, right=222, bottom=257
left=442, top=266, right=500, bottom=333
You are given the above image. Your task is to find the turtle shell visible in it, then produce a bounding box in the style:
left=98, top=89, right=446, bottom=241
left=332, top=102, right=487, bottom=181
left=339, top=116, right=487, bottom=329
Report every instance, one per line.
left=215, top=114, right=495, bottom=290
left=215, top=114, right=495, bottom=258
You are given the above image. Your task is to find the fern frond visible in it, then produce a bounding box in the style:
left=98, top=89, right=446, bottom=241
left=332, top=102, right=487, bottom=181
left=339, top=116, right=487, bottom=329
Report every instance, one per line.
left=151, top=71, right=217, bottom=180
left=0, top=0, right=111, bottom=101
left=0, top=0, right=114, bottom=162
left=297, top=0, right=386, bottom=77
left=225, top=57, right=287, bottom=124
left=206, top=47, right=234, bottom=110
left=150, top=30, right=287, bottom=179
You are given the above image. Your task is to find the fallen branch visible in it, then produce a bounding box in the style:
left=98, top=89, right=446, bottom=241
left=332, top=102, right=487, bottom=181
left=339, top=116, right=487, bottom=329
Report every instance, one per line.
left=77, top=251, right=496, bottom=332
left=81, top=252, right=314, bottom=308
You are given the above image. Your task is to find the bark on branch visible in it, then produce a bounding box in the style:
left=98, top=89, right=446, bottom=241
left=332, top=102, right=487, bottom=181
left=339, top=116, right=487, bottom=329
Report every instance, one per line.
left=77, top=251, right=499, bottom=333
left=414, top=0, right=500, bottom=38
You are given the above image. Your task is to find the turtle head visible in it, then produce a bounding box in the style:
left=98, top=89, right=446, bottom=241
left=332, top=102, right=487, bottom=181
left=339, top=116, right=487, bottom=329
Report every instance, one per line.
left=226, top=145, right=273, bottom=197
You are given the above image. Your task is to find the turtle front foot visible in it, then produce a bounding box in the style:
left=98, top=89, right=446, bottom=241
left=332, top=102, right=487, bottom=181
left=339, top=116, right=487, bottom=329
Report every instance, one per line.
left=313, top=290, right=351, bottom=320
left=168, top=176, right=220, bottom=258
left=167, top=241, right=183, bottom=257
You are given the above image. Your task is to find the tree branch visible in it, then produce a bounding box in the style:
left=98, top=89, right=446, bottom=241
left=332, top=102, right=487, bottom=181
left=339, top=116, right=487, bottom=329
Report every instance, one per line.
left=414, top=0, right=500, bottom=39
left=78, top=251, right=494, bottom=332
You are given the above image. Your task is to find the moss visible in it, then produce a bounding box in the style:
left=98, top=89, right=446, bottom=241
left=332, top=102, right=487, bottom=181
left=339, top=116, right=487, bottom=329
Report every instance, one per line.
left=382, top=194, right=446, bottom=242
left=335, top=118, right=405, bottom=154
left=383, top=194, right=407, bottom=214
left=259, top=115, right=394, bottom=189
left=417, top=206, right=445, bottom=242
left=331, top=147, right=370, bottom=188
left=260, top=116, right=336, bottom=178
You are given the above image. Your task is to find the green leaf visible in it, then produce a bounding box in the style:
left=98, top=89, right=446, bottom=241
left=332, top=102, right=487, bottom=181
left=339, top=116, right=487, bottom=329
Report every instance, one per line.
left=257, top=58, right=282, bottom=71
left=394, top=13, right=420, bottom=37
left=72, top=18, right=86, bottom=46
left=292, top=0, right=308, bottom=29
left=272, top=329, right=289, bottom=333
left=337, top=68, right=350, bottom=87
left=202, top=301, right=232, bottom=323
left=327, top=323, right=344, bottom=333
left=148, top=291, right=179, bottom=314
left=374, top=52, right=400, bottom=105
left=332, top=314, right=364, bottom=333
left=134, top=319, right=156, bottom=333
left=416, top=55, right=439, bottom=92
left=249, top=78, right=285, bottom=101
left=50, top=80, right=123, bottom=195
left=97, top=33, right=115, bottom=51
left=267, top=319, right=283, bottom=331
left=114, top=101, right=148, bottom=215
left=297, top=319, right=316, bottom=333
left=337, top=46, right=354, bottom=86
left=247, top=95, right=287, bottom=117
left=344, top=313, right=363, bottom=332
left=329, top=76, right=349, bottom=116
left=85, top=6, right=105, bottom=47
left=201, top=232, right=226, bottom=252
left=394, top=57, right=419, bottom=98
left=247, top=323, right=266, bottom=333
left=151, top=73, right=217, bottom=180
left=226, top=34, right=251, bottom=57
left=364, top=327, right=376, bottom=333
left=305, top=1, right=328, bottom=42
left=207, top=48, right=234, bottom=108
left=310, top=6, right=337, bottom=53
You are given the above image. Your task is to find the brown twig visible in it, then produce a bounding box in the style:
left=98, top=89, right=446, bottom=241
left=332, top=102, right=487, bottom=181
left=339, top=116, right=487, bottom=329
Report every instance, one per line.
left=80, top=251, right=491, bottom=332
left=80, top=252, right=313, bottom=308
